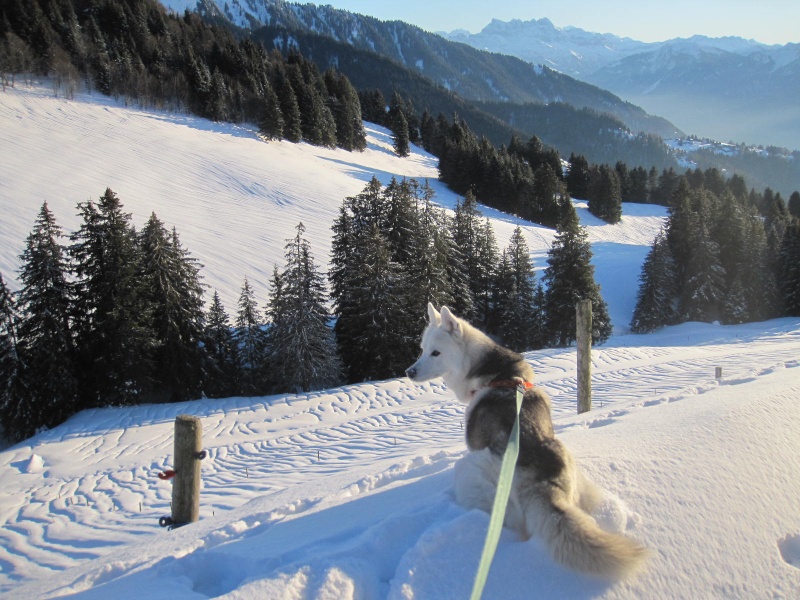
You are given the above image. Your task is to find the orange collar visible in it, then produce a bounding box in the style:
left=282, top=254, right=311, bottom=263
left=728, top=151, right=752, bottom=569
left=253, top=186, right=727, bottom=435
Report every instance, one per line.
left=488, top=379, right=533, bottom=390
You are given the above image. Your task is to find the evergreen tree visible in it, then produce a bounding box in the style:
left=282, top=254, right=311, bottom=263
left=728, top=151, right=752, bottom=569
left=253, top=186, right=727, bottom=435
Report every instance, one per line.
left=330, top=203, right=361, bottom=382
left=0, top=272, right=26, bottom=443
left=628, top=166, right=650, bottom=203
left=69, top=188, right=155, bottom=407
left=679, top=218, right=726, bottom=322
left=778, top=220, right=800, bottom=315
left=139, top=214, right=206, bottom=401
left=276, top=74, right=302, bottom=143
left=405, top=187, right=457, bottom=324
left=346, top=223, right=412, bottom=381
left=258, top=78, right=284, bottom=141
left=587, top=164, right=622, bottom=224
left=665, top=178, right=694, bottom=290
left=543, top=207, right=612, bottom=346
left=330, top=180, right=416, bottom=382
left=265, top=223, right=340, bottom=393
left=392, top=109, right=410, bottom=157
left=381, top=178, right=421, bottom=267
left=202, top=291, right=237, bottom=398
left=789, top=191, right=800, bottom=220
left=524, top=163, right=564, bottom=227
left=615, top=161, right=632, bottom=202
left=740, top=215, right=778, bottom=321
left=493, top=227, right=542, bottom=351
left=233, top=276, right=265, bottom=395
left=324, top=70, right=366, bottom=151
left=630, top=230, right=677, bottom=333
left=474, top=218, right=500, bottom=328
left=14, top=203, right=77, bottom=435
left=565, top=153, right=591, bottom=200
left=450, top=191, right=484, bottom=321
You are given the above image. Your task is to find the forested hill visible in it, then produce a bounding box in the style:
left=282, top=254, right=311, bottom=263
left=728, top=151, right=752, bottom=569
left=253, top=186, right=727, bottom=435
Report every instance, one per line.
left=186, top=0, right=678, bottom=137
left=179, top=0, right=800, bottom=194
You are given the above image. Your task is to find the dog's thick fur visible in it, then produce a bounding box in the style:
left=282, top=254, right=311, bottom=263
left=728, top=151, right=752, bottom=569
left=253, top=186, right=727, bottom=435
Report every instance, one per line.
left=406, top=304, right=648, bottom=579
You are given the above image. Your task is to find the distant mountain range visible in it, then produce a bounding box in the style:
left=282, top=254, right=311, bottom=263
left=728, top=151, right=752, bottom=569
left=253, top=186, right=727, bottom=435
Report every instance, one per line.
left=445, top=19, right=800, bottom=150
left=159, top=0, right=799, bottom=194
left=165, top=0, right=679, bottom=140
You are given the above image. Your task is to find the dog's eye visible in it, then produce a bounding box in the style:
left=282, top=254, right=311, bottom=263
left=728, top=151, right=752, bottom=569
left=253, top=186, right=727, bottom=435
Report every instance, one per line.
left=431, top=350, right=440, bottom=357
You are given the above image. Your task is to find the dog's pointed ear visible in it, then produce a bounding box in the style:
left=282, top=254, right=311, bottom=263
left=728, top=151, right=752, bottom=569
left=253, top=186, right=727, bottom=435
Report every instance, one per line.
left=427, top=302, right=441, bottom=324
left=440, top=306, right=462, bottom=338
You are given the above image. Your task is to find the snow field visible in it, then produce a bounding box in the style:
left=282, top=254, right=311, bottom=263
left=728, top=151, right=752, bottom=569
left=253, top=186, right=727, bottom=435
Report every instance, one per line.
left=1, top=82, right=800, bottom=598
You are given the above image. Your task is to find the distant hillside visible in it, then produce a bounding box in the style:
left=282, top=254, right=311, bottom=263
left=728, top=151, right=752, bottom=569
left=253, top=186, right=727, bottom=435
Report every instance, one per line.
left=253, top=25, right=679, bottom=170
left=586, top=40, right=800, bottom=151
left=444, top=18, right=800, bottom=151
left=173, top=0, right=680, bottom=139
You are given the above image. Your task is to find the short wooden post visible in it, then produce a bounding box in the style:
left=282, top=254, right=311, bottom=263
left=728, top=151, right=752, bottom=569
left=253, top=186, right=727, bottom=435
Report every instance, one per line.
left=715, top=367, right=722, bottom=379
left=172, top=414, right=202, bottom=526
left=576, top=300, right=592, bottom=414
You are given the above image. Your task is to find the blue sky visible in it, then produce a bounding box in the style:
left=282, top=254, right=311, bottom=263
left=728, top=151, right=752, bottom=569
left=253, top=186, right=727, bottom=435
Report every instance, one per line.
left=297, top=0, right=797, bottom=45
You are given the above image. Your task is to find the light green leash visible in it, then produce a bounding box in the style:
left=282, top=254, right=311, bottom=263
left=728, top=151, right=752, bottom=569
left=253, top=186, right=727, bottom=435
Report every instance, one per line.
left=469, top=384, right=524, bottom=600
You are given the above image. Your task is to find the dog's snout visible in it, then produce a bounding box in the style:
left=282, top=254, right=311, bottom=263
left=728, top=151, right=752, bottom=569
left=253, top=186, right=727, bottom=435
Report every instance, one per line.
left=406, top=367, right=417, bottom=379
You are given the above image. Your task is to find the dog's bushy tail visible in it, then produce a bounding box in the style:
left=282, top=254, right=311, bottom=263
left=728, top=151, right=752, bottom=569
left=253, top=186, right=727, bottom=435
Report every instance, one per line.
left=540, top=502, right=649, bottom=579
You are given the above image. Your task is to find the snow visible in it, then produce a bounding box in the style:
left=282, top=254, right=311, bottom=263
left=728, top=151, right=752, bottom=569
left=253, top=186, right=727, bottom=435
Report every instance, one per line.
left=2, top=82, right=800, bottom=599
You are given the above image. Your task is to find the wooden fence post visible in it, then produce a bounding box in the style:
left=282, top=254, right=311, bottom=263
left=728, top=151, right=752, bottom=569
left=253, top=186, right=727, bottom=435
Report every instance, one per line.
left=576, top=300, right=592, bottom=414
left=172, top=414, right=203, bottom=526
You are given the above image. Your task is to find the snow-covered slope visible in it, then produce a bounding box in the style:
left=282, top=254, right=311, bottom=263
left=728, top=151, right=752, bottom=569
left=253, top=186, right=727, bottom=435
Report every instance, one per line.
left=0, top=82, right=664, bottom=331
left=2, top=84, right=800, bottom=599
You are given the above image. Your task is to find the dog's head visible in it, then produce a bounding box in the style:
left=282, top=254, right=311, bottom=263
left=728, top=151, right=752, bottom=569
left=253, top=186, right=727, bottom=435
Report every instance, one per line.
left=406, top=303, right=465, bottom=382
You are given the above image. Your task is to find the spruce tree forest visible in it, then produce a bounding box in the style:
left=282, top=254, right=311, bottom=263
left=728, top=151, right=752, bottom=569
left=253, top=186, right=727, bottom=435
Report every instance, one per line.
left=1, top=0, right=800, bottom=444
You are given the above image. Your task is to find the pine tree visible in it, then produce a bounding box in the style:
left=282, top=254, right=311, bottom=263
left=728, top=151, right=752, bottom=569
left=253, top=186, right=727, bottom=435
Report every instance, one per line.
left=778, top=220, right=800, bottom=315
left=381, top=178, right=420, bottom=266
left=789, top=191, right=800, bottom=220
left=0, top=272, right=26, bottom=443
left=665, top=178, right=693, bottom=290
left=587, top=164, right=622, bottom=224
left=203, top=291, right=237, bottom=398
left=525, top=163, right=564, bottom=227
left=493, top=227, right=542, bottom=351
left=630, top=230, right=677, bottom=333
left=347, top=224, right=412, bottom=381
left=258, top=78, right=284, bottom=141
left=392, top=109, right=410, bottom=157
left=679, top=218, right=726, bottom=322
left=405, top=188, right=457, bottom=325
left=565, top=154, right=591, bottom=200
left=266, top=223, right=340, bottom=393
left=543, top=206, right=612, bottom=346
left=139, top=215, right=206, bottom=401
left=450, top=191, right=485, bottom=321
left=233, top=276, right=265, bottom=395
left=276, top=75, right=302, bottom=143
left=69, top=189, right=154, bottom=407
left=330, top=180, right=416, bottom=382
left=324, top=70, right=366, bottom=151
left=474, top=218, right=500, bottom=329
left=14, top=203, right=77, bottom=435
left=739, top=215, right=777, bottom=321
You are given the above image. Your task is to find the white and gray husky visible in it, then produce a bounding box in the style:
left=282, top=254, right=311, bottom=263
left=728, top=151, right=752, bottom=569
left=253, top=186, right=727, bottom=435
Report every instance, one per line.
left=406, top=304, right=648, bottom=578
